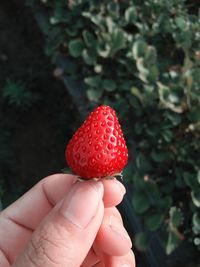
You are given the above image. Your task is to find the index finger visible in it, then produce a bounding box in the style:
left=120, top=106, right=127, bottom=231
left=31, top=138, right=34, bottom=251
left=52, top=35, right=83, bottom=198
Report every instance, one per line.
left=2, top=174, right=126, bottom=230
left=2, top=174, right=77, bottom=230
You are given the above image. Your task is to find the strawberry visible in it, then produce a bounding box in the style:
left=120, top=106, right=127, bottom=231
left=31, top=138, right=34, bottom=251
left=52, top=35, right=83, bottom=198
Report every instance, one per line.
left=65, top=105, right=128, bottom=179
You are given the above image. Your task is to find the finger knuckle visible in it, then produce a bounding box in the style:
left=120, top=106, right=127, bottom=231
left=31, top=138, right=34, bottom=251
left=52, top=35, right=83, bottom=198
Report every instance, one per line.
left=27, top=222, right=72, bottom=266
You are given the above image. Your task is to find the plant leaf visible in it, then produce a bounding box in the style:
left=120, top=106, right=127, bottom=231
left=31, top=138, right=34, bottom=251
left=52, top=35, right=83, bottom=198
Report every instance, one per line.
left=82, top=49, right=97, bottom=65
left=192, top=213, right=200, bottom=233
left=134, top=232, right=150, bottom=251
left=183, top=172, right=199, bottom=191
left=86, top=88, right=103, bottom=102
left=151, top=150, right=170, bottom=163
left=68, top=39, right=84, bottom=57
left=125, top=6, right=137, bottom=24
left=175, top=16, right=186, bottom=30
left=102, top=79, right=116, bottom=92
left=166, top=231, right=180, bottom=255
left=84, top=76, right=101, bottom=88
left=146, top=212, right=164, bottom=231
left=197, top=170, right=200, bottom=184
left=82, top=30, right=95, bottom=47
left=191, top=191, right=200, bottom=208
left=111, top=28, right=126, bottom=54
left=132, top=40, right=148, bottom=59
left=169, top=207, right=183, bottom=227
left=132, top=191, right=150, bottom=214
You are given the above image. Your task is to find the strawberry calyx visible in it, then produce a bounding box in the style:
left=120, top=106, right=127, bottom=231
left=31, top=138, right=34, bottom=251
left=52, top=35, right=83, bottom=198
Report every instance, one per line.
left=61, top=168, right=123, bottom=181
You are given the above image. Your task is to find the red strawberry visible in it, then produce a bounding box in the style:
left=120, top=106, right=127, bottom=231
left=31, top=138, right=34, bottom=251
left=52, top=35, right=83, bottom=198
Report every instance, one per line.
left=65, top=105, right=128, bottom=179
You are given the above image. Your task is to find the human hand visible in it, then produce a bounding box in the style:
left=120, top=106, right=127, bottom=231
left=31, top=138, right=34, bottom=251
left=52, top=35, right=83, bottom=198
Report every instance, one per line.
left=0, top=174, right=135, bottom=267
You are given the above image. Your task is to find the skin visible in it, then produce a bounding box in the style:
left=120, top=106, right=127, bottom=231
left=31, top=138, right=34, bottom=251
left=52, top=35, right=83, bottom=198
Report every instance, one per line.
left=0, top=174, right=135, bottom=267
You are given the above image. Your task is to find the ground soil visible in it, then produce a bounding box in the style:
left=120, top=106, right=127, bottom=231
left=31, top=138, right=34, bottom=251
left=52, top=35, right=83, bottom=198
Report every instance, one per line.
left=0, top=0, right=79, bottom=206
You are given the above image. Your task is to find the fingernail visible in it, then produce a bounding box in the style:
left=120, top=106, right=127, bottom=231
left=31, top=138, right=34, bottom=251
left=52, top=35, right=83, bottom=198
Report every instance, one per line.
left=60, top=181, right=103, bottom=229
left=115, top=180, right=126, bottom=195
left=109, top=215, right=132, bottom=247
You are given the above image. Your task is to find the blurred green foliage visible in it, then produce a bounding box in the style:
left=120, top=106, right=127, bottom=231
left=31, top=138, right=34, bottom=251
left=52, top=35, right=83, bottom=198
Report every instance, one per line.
left=27, top=0, right=200, bottom=256
left=2, top=79, right=39, bottom=108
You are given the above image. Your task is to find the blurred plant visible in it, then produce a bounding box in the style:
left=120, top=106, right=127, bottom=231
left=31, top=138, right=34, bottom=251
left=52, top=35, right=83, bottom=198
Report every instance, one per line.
left=2, top=79, right=38, bottom=108
left=27, top=0, right=200, bottom=257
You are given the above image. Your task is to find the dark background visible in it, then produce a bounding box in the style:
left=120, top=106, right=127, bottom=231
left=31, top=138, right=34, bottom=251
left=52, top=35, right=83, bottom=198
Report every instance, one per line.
left=0, top=0, right=79, bottom=206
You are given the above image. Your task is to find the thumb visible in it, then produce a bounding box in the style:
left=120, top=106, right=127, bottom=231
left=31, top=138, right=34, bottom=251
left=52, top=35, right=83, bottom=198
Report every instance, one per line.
left=14, top=181, right=104, bottom=267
